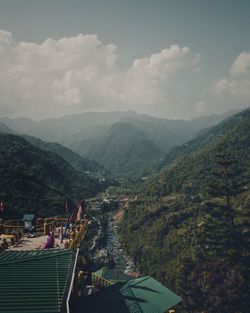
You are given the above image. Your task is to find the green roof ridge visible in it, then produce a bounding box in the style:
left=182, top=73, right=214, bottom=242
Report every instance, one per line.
left=0, top=249, right=73, bottom=265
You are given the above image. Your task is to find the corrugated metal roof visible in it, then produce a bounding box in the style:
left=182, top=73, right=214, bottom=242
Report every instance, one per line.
left=0, top=249, right=75, bottom=313
left=78, top=276, right=182, bottom=313
left=94, top=266, right=135, bottom=282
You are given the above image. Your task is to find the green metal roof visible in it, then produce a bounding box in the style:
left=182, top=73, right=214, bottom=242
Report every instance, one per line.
left=78, top=276, right=182, bottom=313
left=0, top=249, right=76, bottom=313
left=94, top=266, right=135, bottom=282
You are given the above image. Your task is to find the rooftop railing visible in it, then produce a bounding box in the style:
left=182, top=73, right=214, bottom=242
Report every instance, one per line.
left=91, top=273, right=113, bottom=287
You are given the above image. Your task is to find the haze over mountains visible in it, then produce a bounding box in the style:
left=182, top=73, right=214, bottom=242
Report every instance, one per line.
left=71, top=122, right=163, bottom=177
left=0, top=110, right=237, bottom=177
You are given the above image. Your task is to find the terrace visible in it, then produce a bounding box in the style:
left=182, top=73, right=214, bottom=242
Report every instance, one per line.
left=0, top=216, right=88, bottom=251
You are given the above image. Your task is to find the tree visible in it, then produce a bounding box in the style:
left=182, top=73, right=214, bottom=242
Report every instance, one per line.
left=208, top=151, right=244, bottom=226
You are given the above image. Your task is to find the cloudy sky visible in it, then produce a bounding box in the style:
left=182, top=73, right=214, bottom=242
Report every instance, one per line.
left=0, top=0, right=249, bottom=120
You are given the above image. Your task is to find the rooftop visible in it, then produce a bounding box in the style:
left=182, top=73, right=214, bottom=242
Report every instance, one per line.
left=75, top=276, right=182, bottom=313
left=94, top=266, right=136, bottom=282
left=0, top=249, right=76, bottom=313
left=8, top=234, right=65, bottom=251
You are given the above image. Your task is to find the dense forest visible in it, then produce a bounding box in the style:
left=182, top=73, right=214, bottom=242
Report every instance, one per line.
left=72, top=122, right=163, bottom=177
left=0, top=134, right=105, bottom=218
left=119, top=109, right=250, bottom=313
left=23, top=134, right=105, bottom=174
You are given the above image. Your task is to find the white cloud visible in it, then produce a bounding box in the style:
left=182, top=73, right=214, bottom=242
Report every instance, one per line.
left=216, top=51, right=250, bottom=101
left=117, top=45, right=200, bottom=105
left=230, top=52, right=250, bottom=78
left=0, top=30, right=200, bottom=119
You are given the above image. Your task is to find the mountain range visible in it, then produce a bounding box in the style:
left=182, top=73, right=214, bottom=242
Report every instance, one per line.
left=70, top=122, right=163, bottom=177
left=0, top=110, right=237, bottom=177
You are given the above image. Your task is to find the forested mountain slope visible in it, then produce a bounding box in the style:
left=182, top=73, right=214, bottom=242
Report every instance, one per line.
left=71, top=122, right=163, bottom=177
left=0, top=134, right=103, bottom=218
left=150, top=108, right=250, bottom=175
left=0, top=122, right=14, bottom=134
left=119, top=109, right=250, bottom=313
left=118, top=109, right=237, bottom=153
left=23, top=135, right=106, bottom=176
left=159, top=109, right=250, bottom=195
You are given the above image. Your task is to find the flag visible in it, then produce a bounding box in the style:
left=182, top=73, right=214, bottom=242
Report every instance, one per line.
left=0, top=202, right=4, bottom=212
left=65, top=200, right=68, bottom=213
left=64, top=217, right=69, bottom=236
left=76, top=203, right=82, bottom=221
left=60, top=224, right=63, bottom=244
left=69, top=207, right=77, bottom=223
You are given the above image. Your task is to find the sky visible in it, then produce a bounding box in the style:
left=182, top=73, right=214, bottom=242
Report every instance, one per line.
left=0, top=0, right=249, bottom=120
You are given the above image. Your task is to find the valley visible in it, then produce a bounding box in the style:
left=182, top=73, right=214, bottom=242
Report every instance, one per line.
left=1, top=3, right=249, bottom=312
left=0, top=108, right=249, bottom=313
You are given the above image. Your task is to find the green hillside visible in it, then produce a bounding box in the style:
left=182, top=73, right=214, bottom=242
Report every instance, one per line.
left=23, top=135, right=108, bottom=176
left=0, top=134, right=103, bottom=219
left=119, top=109, right=250, bottom=313
left=118, top=115, right=197, bottom=152
left=118, top=110, right=237, bottom=153
left=0, top=122, right=14, bottom=134
left=71, top=122, right=163, bottom=178
left=157, top=109, right=250, bottom=195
